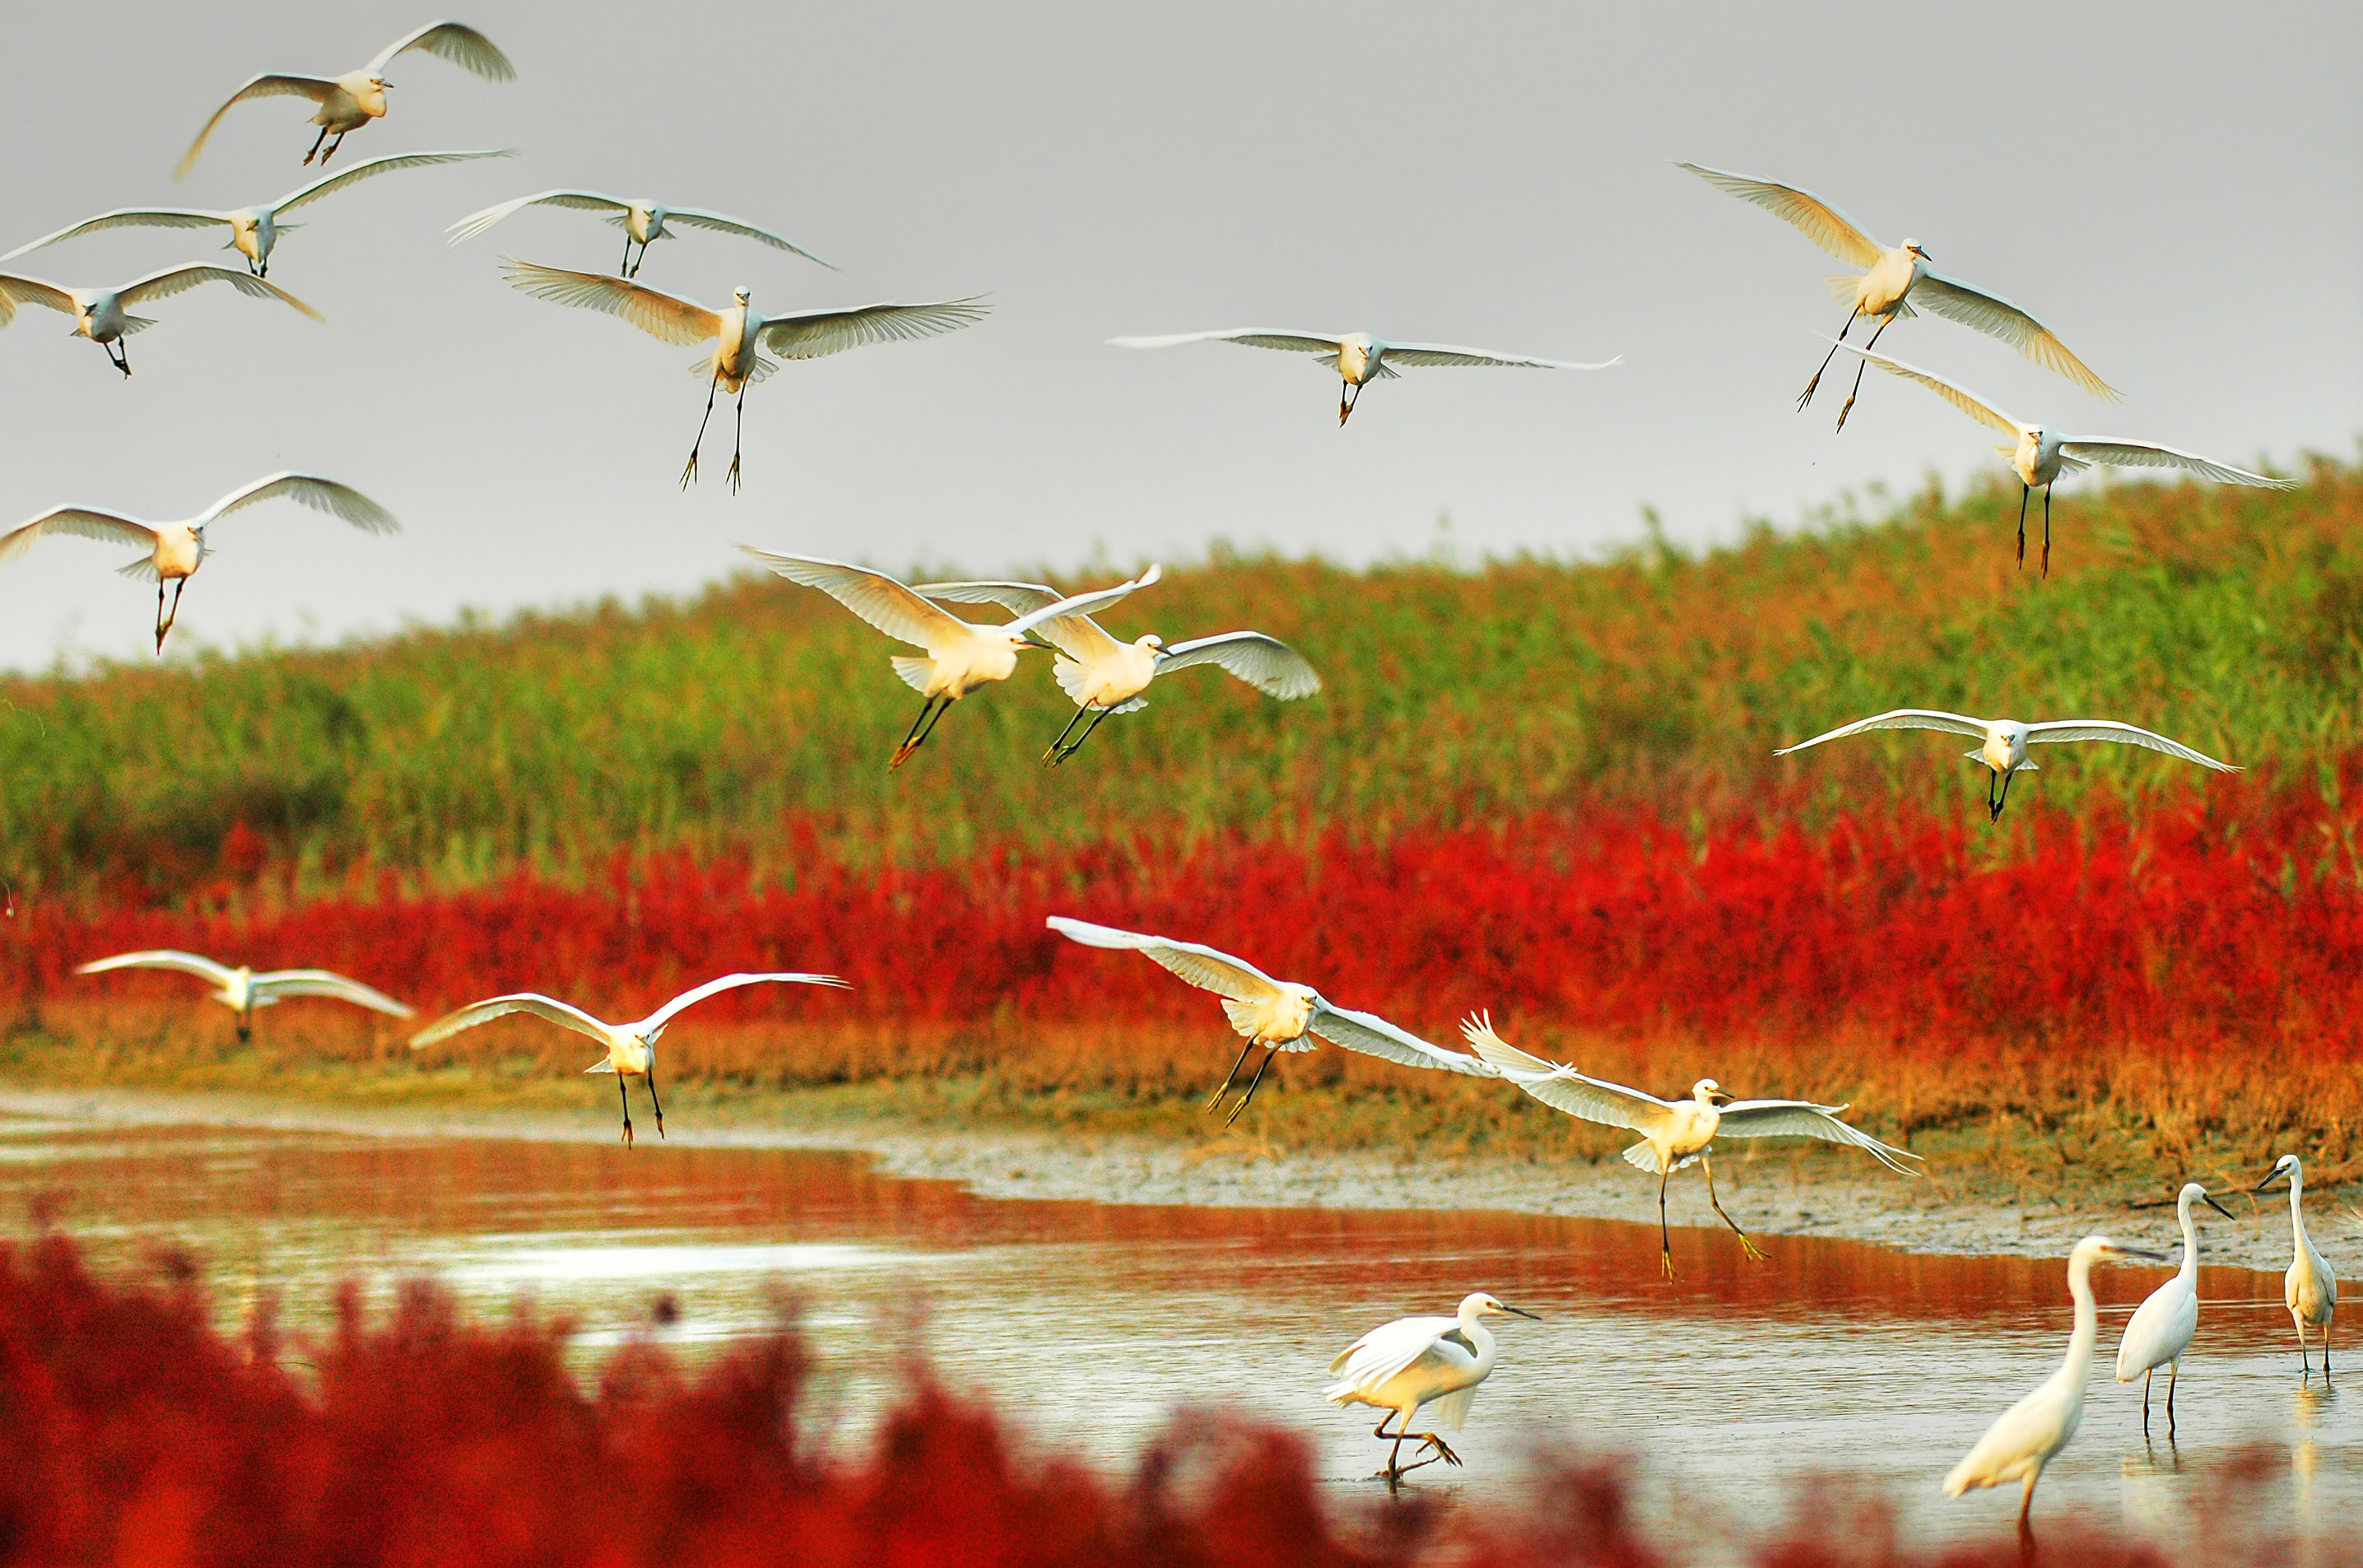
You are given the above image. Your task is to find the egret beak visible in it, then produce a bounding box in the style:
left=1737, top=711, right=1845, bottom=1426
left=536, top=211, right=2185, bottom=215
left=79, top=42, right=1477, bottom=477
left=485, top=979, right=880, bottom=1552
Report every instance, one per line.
left=2120, top=1248, right=2169, bottom=1263
left=1710, top=1091, right=1735, bottom=1107
left=2253, top=1170, right=2286, bottom=1194
left=1020, top=635, right=1057, bottom=650
left=1503, top=1305, right=1541, bottom=1319
left=2203, top=1193, right=2236, bottom=1221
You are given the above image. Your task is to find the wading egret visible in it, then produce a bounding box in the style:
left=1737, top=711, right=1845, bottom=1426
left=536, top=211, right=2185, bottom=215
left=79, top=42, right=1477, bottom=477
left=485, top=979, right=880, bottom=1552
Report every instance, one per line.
left=1775, top=710, right=2238, bottom=821
left=449, top=190, right=830, bottom=278
left=1831, top=343, right=2290, bottom=573
left=1107, top=328, right=1619, bottom=425
left=500, top=260, right=988, bottom=491
left=909, top=579, right=1319, bottom=763
left=1462, top=1013, right=1919, bottom=1277
left=178, top=20, right=516, bottom=178
left=1326, top=1291, right=1537, bottom=1486
left=77, top=950, right=412, bottom=1041
left=0, top=472, right=395, bottom=652
left=1675, top=161, right=2114, bottom=429
left=2, top=151, right=510, bottom=278
left=2254, top=1156, right=2338, bottom=1380
left=1945, top=1235, right=2166, bottom=1533
left=738, top=551, right=1159, bottom=769
left=1044, top=916, right=1496, bottom=1121
left=0, top=264, right=318, bottom=377
left=2115, top=1182, right=2236, bottom=1434
left=408, top=973, right=849, bottom=1146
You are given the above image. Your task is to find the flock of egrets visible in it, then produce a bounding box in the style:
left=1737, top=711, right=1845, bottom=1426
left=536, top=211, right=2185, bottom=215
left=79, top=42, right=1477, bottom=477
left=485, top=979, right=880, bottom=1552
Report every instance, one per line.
left=8, top=14, right=2336, bottom=1529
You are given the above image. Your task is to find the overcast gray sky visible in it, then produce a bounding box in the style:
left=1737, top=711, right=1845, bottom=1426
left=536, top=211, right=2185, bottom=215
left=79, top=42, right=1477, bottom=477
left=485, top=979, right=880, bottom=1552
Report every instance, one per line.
left=2, top=0, right=2356, bottom=671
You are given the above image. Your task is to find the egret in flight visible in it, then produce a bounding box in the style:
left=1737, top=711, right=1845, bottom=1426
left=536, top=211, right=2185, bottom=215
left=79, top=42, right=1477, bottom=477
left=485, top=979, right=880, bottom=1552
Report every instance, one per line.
left=1108, top=328, right=1619, bottom=425
left=1327, top=1291, right=1537, bottom=1487
left=0, top=265, right=318, bottom=377
left=1947, top=1235, right=2166, bottom=1535
left=2115, top=1182, right=2236, bottom=1434
left=77, top=951, right=412, bottom=1042
left=0, top=472, right=395, bottom=652
left=500, top=260, right=988, bottom=491
left=1830, top=343, right=2289, bottom=575
left=740, top=551, right=1159, bottom=769
left=409, top=972, right=849, bottom=1146
left=449, top=190, right=831, bottom=279
left=1046, top=916, right=1496, bottom=1121
left=2254, top=1156, right=2338, bottom=1380
left=178, top=20, right=516, bottom=177
left=3, top=151, right=510, bottom=279
left=1677, top=161, right=2114, bottom=430
left=1463, top=1013, right=1919, bottom=1277
left=1775, top=710, right=2239, bottom=821
left=911, top=579, right=1319, bottom=763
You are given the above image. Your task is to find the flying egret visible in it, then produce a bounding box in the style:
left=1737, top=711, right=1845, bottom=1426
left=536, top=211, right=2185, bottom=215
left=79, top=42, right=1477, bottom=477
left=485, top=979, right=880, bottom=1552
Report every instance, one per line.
left=2254, top=1156, right=2338, bottom=1380
left=500, top=260, right=988, bottom=491
left=1946, top=1235, right=2167, bottom=1533
left=0, top=264, right=319, bottom=377
left=0, top=472, right=395, bottom=653
left=1775, top=709, right=2239, bottom=822
left=408, top=972, right=849, bottom=1146
left=177, top=20, right=516, bottom=178
left=1107, top=328, right=1620, bottom=425
left=1831, top=343, right=2290, bottom=574
left=2115, top=1182, right=2236, bottom=1434
left=909, top=579, right=1319, bottom=764
left=1044, top=916, right=1495, bottom=1122
left=449, top=190, right=830, bottom=278
left=2, top=151, right=511, bottom=279
left=1462, top=1012, right=1919, bottom=1278
left=76, top=950, right=412, bottom=1042
left=739, top=551, right=1160, bottom=769
left=1325, top=1291, right=1537, bottom=1486
left=1675, top=160, right=2114, bottom=430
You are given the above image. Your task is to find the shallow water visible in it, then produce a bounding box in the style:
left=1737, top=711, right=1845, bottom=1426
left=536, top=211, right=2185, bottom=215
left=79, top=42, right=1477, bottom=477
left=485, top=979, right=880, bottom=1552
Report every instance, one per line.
left=1, top=1106, right=2352, bottom=1556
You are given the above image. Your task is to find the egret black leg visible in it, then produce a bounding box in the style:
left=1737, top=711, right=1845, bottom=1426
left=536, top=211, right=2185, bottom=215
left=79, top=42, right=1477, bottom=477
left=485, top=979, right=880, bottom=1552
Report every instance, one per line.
left=2016, top=486, right=2029, bottom=568
left=2040, top=486, right=2054, bottom=578
left=1833, top=313, right=1891, bottom=433
left=1338, top=379, right=1351, bottom=426
left=726, top=384, right=747, bottom=493
left=1044, top=705, right=1090, bottom=763
left=1223, top=1047, right=1279, bottom=1124
left=321, top=133, right=346, bottom=166
left=2165, top=1362, right=2176, bottom=1435
left=1658, top=1168, right=1674, bottom=1281
left=303, top=125, right=330, bottom=164
left=681, top=372, right=721, bottom=488
left=1798, top=305, right=1861, bottom=411
left=620, top=232, right=634, bottom=277
left=889, top=697, right=942, bottom=770
left=1374, top=1413, right=1408, bottom=1484
left=1702, top=1155, right=1767, bottom=1261
left=155, top=584, right=168, bottom=652
left=617, top=1074, right=635, bottom=1147
left=2141, top=1367, right=2152, bottom=1434
left=646, top=1066, right=665, bottom=1140
left=238, top=1002, right=253, bottom=1044
left=1995, top=769, right=2016, bottom=821
left=1052, top=707, right=1114, bottom=766
left=1206, top=1035, right=1259, bottom=1113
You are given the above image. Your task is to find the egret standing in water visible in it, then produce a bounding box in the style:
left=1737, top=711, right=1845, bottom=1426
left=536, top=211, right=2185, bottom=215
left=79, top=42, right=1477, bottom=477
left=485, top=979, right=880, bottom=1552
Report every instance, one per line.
left=2255, top=1155, right=2338, bottom=1380
left=1947, top=1235, right=2166, bottom=1534
left=2115, top=1182, right=2236, bottom=1434
left=1108, top=328, right=1619, bottom=425
left=76, top=950, right=412, bottom=1041
left=1325, top=1291, right=1537, bottom=1487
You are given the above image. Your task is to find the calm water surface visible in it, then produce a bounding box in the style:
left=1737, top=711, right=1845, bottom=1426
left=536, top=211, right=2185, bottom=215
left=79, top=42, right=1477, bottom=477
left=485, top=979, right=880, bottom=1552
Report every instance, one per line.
left=1, top=1108, right=2352, bottom=1556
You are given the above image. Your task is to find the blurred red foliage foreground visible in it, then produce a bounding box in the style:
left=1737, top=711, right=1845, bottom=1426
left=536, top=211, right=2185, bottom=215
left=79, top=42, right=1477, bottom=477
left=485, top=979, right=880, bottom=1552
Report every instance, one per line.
left=0, top=1232, right=2280, bottom=1568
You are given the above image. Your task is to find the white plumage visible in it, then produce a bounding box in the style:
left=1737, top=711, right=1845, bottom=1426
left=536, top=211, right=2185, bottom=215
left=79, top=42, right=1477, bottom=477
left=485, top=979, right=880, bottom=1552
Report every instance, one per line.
left=1326, top=1291, right=1535, bottom=1485
left=449, top=190, right=830, bottom=279
left=77, top=950, right=412, bottom=1042
left=2255, top=1155, right=2339, bottom=1380
left=1108, top=327, right=1619, bottom=425
left=0, top=264, right=319, bottom=378
left=2114, top=1182, right=2235, bottom=1433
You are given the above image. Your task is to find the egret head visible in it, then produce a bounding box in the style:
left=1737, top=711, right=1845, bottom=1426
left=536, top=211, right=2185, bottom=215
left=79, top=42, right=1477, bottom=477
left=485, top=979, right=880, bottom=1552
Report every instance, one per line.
left=2179, top=1182, right=2236, bottom=1221
left=370, top=74, right=392, bottom=91
left=2254, top=1153, right=2301, bottom=1193
left=1692, top=1078, right=1733, bottom=1107
left=733, top=286, right=751, bottom=306
left=1461, top=1291, right=1539, bottom=1320
left=1138, top=633, right=1165, bottom=651
left=1903, top=239, right=1930, bottom=261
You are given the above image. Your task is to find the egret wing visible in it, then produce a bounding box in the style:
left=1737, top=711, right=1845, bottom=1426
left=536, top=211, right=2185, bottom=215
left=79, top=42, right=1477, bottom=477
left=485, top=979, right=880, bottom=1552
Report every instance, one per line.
left=1775, top=709, right=1989, bottom=756
left=1909, top=269, right=2116, bottom=399
left=115, top=265, right=321, bottom=320
left=0, top=508, right=160, bottom=566
left=501, top=259, right=721, bottom=345
left=370, top=20, right=518, bottom=79
left=0, top=210, right=229, bottom=265
left=275, top=149, right=510, bottom=214
left=1109, top=328, right=1342, bottom=356
left=1327, top=1314, right=1458, bottom=1391
left=737, top=547, right=978, bottom=652
left=0, top=273, right=79, bottom=323
left=1007, top=565, right=1161, bottom=637
left=1044, top=916, right=1287, bottom=1005
left=76, top=950, right=240, bottom=987
left=2054, top=440, right=2289, bottom=489
left=1154, top=632, right=1320, bottom=700
left=640, top=971, right=850, bottom=1033
left=1830, top=345, right=2019, bottom=437
left=907, top=579, right=1064, bottom=616
left=201, top=472, right=398, bottom=533
left=1712, top=1099, right=1924, bottom=1175
left=2022, top=720, right=2237, bottom=771
left=446, top=189, right=633, bottom=244
left=1674, top=162, right=1886, bottom=268
left=251, top=970, right=413, bottom=1017
left=1380, top=342, right=1621, bottom=371
left=756, top=297, right=990, bottom=359
left=408, top=993, right=612, bottom=1050
left=1309, top=999, right=1495, bottom=1077
left=177, top=76, right=339, bottom=179
left=1459, top=1014, right=1673, bottom=1128
left=663, top=207, right=834, bottom=268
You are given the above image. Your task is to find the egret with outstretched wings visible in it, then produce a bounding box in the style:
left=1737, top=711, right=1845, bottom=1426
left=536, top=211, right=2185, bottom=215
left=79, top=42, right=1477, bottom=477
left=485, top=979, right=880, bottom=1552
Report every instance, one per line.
left=77, top=950, right=412, bottom=1041
left=0, top=264, right=318, bottom=377
left=1108, top=327, right=1618, bottom=425
left=450, top=190, right=830, bottom=279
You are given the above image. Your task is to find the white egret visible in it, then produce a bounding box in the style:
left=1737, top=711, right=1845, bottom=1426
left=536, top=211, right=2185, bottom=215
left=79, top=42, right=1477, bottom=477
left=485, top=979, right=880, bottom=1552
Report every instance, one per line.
left=77, top=950, right=412, bottom=1042
left=177, top=20, right=516, bottom=178
left=1107, top=328, right=1619, bottom=425
left=2, top=151, right=511, bottom=279
left=1463, top=1013, right=1919, bottom=1277
left=909, top=579, right=1319, bottom=764
left=1775, top=709, right=2238, bottom=821
left=2254, top=1156, right=2338, bottom=1380
left=500, top=260, right=988, bottom=491
left=738, top=551, right=1159, bottom=769
left=2114, top=1182, right=2236, bottom=1434
left=0, top=472, right=395, bottom=653
left=1832, top=342, right=2291, bottom=574
left=449, top=191, right=830, bottom=279
left=1946, top=1235, right=2166, bottom=1533
left=1676, top=160, right=2114, bottom=430
left=1044, top=916, right=1496, bottom=1122
left=1325, top=1291, right=1537, bottom=1486
left=0, top=264, right=318, bottom=378
left=408, top=972, right=849, bottom=1146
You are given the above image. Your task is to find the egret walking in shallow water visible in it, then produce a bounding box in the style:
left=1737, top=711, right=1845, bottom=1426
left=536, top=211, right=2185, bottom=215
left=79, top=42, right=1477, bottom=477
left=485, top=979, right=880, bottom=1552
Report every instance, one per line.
left=1775, top=709, right=2239, bottom=821
left=0, top=264, right=318, bottom=378
left=1947, top=1235, right=2165, bottom=1534
left=2116, top=1182, right=2235, bottom=1434
left=409, top=973, right=848, bottom=1146
left=77, top=951, right=412, bottom=1042
left=2255, top=1155, right=2338, bottom=1380
left=1675, top=161, right=2114, bottom=430
left=1462, top=1013, right=1920, bottom=1277
left=1108, top=328, right=1619, bottom=425
left=1326, top=1291, right=1536, bottom=1486
left=1046, top=916, right=1495, bottom=1121
left=449, top=190, right=831, bottom=278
